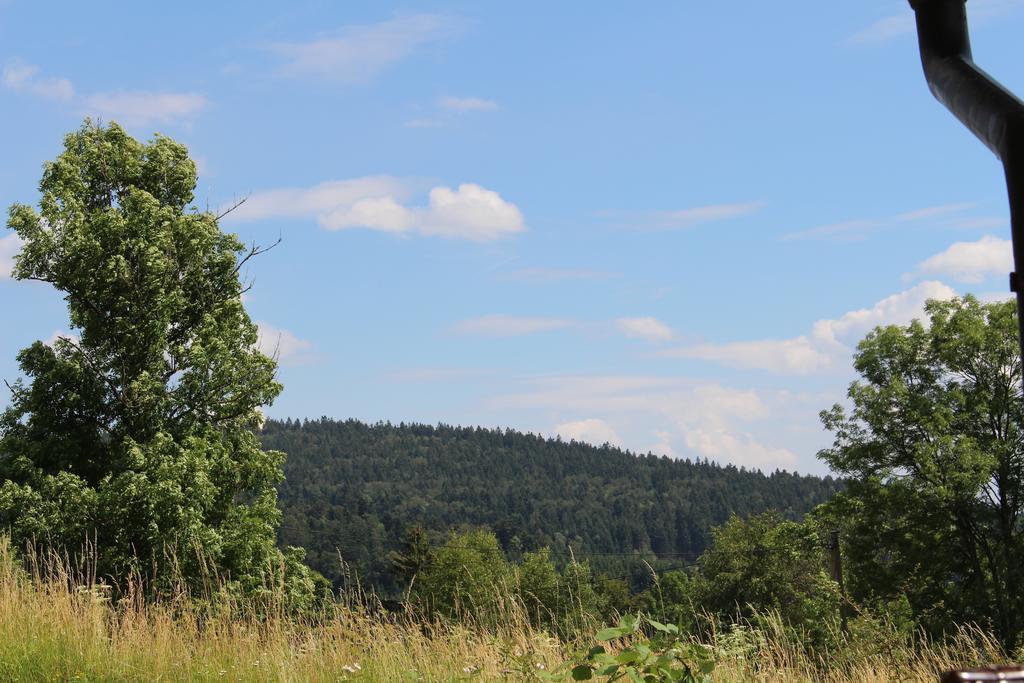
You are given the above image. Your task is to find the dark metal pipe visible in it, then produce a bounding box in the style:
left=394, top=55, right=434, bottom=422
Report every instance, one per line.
left=908, top=0, right=1024, bottom=376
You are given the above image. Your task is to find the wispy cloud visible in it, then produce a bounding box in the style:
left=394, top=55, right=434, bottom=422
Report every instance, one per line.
left=82, top=91, right=207, bottom=126
left=2, top=58, right=73, bottom=100
left=951, top=217, right=1007, bottom=231
left=895, top=203, right=974, bottom=222
left=437, top=95, right=497, bottom=112
left=782, top=203, right=974, bottom=241
left=601, top=201, right=764, bottom=231
left=845, top=13, right=915, bottom=45
left=4, top=58, right=207, bottom=127
left=616, top=317, right=674, bottom=343
left=451, top=315, right=572, bottom=337
left=273, top=14, right=460, bottom=84
left=386, top=367, right=495, bottom=383
left=660, top=281, right=957, bottom=374
left=229, top=176, right=525, bottom=242
left=846, top=0, right=1024, bottom=45
left=912, top=235, right=1012, bottom=283
left=497, top=267, right=618, bottom=284
left=0, top=233, right=23, bottom=279
left=405, top=94, right=498, bottom=128
left=404, top=118, right=444, bottom=129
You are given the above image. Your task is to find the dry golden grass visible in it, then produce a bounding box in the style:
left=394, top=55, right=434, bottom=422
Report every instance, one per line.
left=0, top=538, right=566, bottom=681
left=0, top=538, right=1013, bottom=682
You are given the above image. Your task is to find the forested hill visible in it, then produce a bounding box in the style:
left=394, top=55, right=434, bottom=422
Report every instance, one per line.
left=263, top=418, right=842, bottom=594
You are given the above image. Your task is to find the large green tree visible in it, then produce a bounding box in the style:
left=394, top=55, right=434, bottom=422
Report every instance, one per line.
left=818, top=295, right=1024, bottom=648
left=0, top=121, right=323, bottom=603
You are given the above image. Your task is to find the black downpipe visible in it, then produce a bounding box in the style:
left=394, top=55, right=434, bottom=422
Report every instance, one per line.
left=908, top=0, right=1024, bottom=377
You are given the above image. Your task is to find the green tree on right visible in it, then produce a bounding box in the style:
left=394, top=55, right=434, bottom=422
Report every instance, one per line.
left=817, top=295, right=1023, bottom=650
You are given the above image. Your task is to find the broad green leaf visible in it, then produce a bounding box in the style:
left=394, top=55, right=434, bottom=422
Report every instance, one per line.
left=570, top=665, right=593, bottom=681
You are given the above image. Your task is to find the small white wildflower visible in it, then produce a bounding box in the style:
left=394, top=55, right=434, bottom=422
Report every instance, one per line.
left=534, top=662, right=546, bottom=670
left=342, top=665, right=355, bottom=673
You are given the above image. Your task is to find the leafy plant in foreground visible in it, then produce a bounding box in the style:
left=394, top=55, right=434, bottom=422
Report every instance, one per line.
left=544, top=614, right=715, bottom=682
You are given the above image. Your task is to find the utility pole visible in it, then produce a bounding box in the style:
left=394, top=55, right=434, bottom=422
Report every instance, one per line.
left=826, top=529, right=847, bottom=631
left=907, top=0, right=1024, bottom=381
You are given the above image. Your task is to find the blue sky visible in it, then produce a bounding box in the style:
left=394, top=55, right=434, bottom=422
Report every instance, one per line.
left=3, top=1, right=1024, bottom=474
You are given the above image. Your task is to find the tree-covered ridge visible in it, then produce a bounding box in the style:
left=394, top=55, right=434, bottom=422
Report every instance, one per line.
left=264, top=418, right=842, bottom=594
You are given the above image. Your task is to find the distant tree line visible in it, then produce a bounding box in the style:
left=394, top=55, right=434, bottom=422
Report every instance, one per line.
left=263, top=418, right=842, bottom=596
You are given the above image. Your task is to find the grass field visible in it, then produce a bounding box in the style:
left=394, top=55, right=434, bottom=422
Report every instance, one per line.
left=0, top=540, right=1013, bottom=682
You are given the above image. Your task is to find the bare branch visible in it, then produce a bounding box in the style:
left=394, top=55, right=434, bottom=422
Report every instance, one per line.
left=232, top=237, right=281, bottom=277
left=215, top=195, right=249, bottom=221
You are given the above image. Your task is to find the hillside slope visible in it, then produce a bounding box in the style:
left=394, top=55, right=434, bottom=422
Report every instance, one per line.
left=264, top=418, right=841, bottom=593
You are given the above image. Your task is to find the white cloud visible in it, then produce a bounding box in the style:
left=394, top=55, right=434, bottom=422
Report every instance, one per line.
left=669, top=337, right=831, bottom=374
left=649, top=430, right=677, bottom=458
left=325, top=196, right=415, bottom=232
left=82, top=91, right=208, bottom=127
left=273, top=14, right=458, bottom=83
left=554, top=418, right=622, bottom=447
left=683, top=427, right=796, bottom=469
left=662, top=281, right=957, bottom=374
left=616, top=317, right=673, bottom=342
left=45, top=330, right=80, bottom=347
left=491, top=375, right=797, bottom=469
left=419, top=184, right=525, bottom=241
left=437, top=95, right=497, bottom=112
left=913, top=235, right=1012, bottom=283
left=2, top=59, right=74, bottom=100
left=255, top=321, right=313, bottom=365
left=231, top=176, right=410, bottom=222
left=809, top=280, right=956, bottom=346
left=603, top=201, right=764, bottom=231
left=0, top=233, right=23, bottom=279
left=451, top=315, right=571, bottom=337
left=232, top=177, right=525, bottom=242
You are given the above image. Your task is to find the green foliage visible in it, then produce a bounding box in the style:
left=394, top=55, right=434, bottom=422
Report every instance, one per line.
left=0, top=121, right=327, bottom=607
left=518, top=548, right=562, bottom=625
left=414, top=529, right=512, bottom=619
left=263, top=418, right=842, bottom=594
left=690, top=512, right=840, bottom=643
left=409, top=529, right=600, bottom=636
left=817, top=295, right=1024, bottom=648
left=544, top=614, right=715, bottom=682
left=388, top=524, right=434, bottom=585
left=632, top=570, right=699, bottom=633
